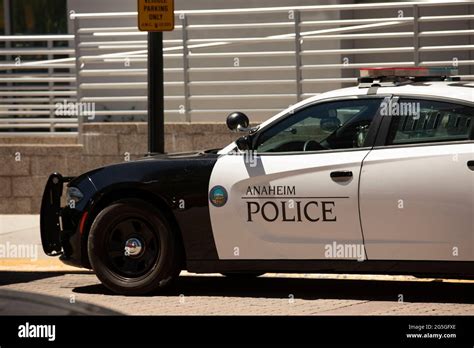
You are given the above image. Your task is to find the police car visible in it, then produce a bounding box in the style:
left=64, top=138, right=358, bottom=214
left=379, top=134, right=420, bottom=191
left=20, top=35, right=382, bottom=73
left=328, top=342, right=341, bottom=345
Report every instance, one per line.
left=41, top=67, right=474, bottom=295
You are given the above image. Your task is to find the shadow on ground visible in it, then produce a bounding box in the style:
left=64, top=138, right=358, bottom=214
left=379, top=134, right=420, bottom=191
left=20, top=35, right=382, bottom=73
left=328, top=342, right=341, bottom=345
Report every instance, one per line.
left=1, top=271, right=472, bottom=304
left=72, top=275, right=474, bottom=304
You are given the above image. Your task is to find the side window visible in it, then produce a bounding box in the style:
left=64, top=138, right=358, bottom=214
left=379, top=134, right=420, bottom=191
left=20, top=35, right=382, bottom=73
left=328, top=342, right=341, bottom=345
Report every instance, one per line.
left=386, top=99, right=473, bottom=145
left=255, top=99, right=383, bottom=153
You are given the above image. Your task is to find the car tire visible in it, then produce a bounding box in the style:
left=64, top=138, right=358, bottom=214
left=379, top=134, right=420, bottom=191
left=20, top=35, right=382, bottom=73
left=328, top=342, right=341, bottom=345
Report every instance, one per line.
left=221, top=272, right=265, bottom=278
left=88, top=199, right=182, bottom=295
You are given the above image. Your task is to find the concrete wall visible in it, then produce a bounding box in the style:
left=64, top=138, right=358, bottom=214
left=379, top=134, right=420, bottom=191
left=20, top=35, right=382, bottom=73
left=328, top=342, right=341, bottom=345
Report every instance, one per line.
left=0, top=123, right=239, bottom=214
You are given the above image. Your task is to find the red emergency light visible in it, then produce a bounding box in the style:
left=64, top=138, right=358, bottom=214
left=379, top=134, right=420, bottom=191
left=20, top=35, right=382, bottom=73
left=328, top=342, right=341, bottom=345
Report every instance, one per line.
left=359, top=66, right=458, bottom=79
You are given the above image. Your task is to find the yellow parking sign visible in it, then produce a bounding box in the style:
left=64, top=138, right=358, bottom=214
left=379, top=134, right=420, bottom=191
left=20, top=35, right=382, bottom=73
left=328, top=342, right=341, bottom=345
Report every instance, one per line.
left=138, top=0, right=175, bottom=32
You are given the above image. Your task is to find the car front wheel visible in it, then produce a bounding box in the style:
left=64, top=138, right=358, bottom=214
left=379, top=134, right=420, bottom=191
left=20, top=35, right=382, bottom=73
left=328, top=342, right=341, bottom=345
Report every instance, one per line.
left=88, top=199, right=181, bottom=295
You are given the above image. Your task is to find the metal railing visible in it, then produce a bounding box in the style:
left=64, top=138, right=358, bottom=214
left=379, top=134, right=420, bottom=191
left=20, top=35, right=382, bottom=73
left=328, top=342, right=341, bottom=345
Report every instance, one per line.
left=72, top=0, right=474, bottom=126
left=0, top=35, right=77, bottom=134
left=0, top=0, right=473, bottom=134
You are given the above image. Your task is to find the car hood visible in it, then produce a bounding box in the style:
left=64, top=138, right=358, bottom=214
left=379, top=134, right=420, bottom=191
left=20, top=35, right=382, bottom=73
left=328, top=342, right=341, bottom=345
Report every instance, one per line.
left=139, top=148, right=220, bottom=161
left=69, top=149, right=220, bottom=189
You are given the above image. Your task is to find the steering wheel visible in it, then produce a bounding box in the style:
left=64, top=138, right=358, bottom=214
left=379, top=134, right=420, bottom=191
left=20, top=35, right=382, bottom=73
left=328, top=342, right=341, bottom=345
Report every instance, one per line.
left=303, top=140, right=325, bottom=151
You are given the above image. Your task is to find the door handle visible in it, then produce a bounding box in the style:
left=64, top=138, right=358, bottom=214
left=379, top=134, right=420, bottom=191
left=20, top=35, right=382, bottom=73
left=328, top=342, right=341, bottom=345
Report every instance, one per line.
left=330, top=171, right=353, bottom=179
left=468, top=160, right=474, bottom=171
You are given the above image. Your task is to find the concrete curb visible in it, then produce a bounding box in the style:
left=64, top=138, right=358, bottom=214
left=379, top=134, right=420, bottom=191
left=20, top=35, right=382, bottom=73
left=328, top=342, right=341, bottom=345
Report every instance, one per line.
left=0, top=258, right=87, bottom=272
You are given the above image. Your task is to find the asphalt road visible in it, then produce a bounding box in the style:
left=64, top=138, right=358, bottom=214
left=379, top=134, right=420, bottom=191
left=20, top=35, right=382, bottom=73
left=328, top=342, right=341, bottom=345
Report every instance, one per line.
left=0, top=215, right=473, bottom=315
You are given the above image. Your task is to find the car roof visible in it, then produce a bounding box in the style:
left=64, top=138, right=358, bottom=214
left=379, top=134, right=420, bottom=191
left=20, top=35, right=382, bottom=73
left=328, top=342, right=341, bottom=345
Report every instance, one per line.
left=322, top=80, right=474, bottom=102
left=259, top=80, right=474, bottom=128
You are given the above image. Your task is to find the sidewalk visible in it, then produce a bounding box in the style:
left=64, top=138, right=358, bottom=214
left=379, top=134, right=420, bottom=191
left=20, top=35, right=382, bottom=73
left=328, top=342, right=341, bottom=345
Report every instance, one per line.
left=0, top=215, right=79, bottom=271
left=0, top=215, right=41, bottom=251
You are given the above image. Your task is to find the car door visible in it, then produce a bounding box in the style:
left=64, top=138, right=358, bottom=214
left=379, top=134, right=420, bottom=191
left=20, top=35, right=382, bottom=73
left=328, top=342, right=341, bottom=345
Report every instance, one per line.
left=360, top=97, right=474, bottom=261
left=209, top=97, right=384, bottom=260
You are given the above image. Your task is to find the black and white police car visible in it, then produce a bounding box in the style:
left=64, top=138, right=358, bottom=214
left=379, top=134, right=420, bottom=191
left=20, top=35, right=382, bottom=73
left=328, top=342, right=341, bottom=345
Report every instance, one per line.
left=41, top=67, right=474, bottom=295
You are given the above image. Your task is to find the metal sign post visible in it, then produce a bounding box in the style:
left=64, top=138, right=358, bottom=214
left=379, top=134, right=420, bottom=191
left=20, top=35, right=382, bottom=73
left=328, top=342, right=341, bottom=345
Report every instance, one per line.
left=147, top=31, right=164, bottom=154
left=137, top=0, right=175, bottom=154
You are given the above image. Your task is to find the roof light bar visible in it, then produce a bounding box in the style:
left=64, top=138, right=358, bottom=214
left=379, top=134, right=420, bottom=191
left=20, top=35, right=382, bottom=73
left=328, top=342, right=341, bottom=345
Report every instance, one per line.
left=360, top=66, right=458, bottom=78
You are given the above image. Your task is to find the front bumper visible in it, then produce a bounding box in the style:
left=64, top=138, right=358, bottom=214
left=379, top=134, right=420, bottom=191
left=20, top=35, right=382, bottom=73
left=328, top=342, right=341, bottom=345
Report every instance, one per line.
left=40, top=173, right=93, bottom=268
left=40, top=173, right=72, bottom=256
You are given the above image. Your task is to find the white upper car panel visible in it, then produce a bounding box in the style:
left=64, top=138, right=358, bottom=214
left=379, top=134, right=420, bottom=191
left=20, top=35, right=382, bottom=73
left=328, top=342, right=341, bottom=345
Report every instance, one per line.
left=302, top=81, right=474, bottom=108
left=373, top=81, right=474, bottom=102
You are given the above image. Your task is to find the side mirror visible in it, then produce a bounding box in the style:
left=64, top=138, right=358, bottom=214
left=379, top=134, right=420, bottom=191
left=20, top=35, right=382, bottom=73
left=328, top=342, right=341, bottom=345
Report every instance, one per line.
left=226, top=112, right=250, bottom=132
